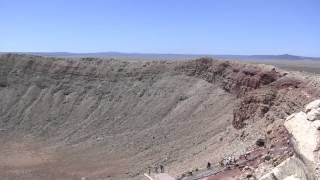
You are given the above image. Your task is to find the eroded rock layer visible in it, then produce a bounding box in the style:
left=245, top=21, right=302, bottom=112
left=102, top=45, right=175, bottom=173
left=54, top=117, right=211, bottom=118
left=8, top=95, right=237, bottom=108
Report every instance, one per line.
left=0, top=54, right=319, bottom=180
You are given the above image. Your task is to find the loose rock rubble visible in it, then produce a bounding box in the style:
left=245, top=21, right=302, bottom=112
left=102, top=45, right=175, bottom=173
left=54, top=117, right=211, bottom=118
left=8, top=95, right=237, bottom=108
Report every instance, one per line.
left=259, top=99, right=320, bottom=180
left=205, top=100, right=320, bottom=180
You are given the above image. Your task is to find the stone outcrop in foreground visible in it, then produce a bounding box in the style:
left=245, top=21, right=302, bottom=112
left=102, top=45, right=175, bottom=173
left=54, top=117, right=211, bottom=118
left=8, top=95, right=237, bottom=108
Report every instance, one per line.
left=260, top=99, right=320, bottom=180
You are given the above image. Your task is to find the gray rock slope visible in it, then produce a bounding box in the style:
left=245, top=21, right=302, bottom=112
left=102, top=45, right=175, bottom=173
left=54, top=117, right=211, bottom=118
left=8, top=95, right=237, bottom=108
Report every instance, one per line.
left=0, top=54, right=239, bottom=179
left=0, top=54, right=319, bottom=179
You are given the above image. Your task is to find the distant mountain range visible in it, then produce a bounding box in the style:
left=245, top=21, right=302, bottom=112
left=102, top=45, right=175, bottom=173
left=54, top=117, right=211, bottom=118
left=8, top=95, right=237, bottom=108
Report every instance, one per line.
left=1, top=52, right=319, bottom=61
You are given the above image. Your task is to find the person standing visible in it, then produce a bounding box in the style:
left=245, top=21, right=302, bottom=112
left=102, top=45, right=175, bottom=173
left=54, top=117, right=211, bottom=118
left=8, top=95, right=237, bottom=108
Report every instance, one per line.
left=160, top=165, right=164, bottom=173
left=207, top=162, right=211, bottom=169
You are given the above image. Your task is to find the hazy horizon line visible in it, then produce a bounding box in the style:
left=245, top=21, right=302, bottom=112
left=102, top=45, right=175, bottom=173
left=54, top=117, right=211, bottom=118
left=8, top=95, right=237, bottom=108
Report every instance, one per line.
left=1, top=51, right=319, bottom=58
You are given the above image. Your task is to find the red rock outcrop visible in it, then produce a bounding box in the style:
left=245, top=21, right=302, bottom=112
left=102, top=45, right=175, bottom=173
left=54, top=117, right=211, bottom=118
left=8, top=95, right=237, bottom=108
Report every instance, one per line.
left=176, top=58, right=320, bottom=129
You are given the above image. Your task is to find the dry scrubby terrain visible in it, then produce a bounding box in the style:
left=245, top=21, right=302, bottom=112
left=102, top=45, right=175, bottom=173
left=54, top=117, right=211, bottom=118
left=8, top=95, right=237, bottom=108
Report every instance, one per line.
left=0, top=54, right=319, bottom=179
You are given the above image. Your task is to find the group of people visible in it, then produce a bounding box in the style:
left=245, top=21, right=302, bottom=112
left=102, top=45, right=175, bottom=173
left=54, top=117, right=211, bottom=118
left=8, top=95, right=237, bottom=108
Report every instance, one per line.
left=148, top=164, right=164, bottom=174
left=220, top=156, right=237, bottom=167
left=207, top=156, right=237, bottom=170
left=148, top=156, right=237, bottom=175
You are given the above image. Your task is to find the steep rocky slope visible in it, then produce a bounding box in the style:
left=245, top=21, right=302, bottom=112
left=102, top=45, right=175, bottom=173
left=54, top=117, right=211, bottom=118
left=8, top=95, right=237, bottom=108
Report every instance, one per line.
left=257, top=99, right=320, bottom=180
left=0, top=54, right=319, bottom=180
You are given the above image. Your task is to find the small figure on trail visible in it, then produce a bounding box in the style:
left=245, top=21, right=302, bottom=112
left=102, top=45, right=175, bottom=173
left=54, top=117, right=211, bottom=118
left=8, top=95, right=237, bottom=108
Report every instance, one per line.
left=220, top=156, right=236, bottom=168
left=160, top=165, right=164, bottom=173
left=207, top=162, right=211, bottom=169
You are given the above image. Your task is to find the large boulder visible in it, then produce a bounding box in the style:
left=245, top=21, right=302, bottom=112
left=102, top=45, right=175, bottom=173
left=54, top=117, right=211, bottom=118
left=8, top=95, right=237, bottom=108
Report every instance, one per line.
left=305, top=99, right=320, bottom=112
left=259, top=99, right=320, bottom=180
left=259, top=156, right=310, bottom=180
left=306, top=108, right=320, bottom=121
left=284, top=111, right=320, bottom=164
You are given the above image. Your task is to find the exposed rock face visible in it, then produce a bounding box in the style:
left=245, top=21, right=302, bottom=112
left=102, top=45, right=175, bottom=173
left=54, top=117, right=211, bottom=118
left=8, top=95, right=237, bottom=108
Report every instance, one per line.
left=285, top=112, right=320, bottom=165
left=306, top=108, right=320, bottom=121
left=259, top=156, right=311, bottom=180
left=177, top=58, right=319, bottom=129
left=0, top=54, right=259, bottom=179
left=305, top=99, right=320, bottom=112
left=233, top=88, right=277, bottom=129
left=259, top=99, right=320, bottom=180
left=0, top=55, right=210, bottom=179
left=0, top=54, right=319, bottom=179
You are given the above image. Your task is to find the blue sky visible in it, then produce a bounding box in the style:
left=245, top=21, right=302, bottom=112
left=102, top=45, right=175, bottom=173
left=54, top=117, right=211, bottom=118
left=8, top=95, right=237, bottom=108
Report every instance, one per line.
left=0, top=0, right=319, bottom=56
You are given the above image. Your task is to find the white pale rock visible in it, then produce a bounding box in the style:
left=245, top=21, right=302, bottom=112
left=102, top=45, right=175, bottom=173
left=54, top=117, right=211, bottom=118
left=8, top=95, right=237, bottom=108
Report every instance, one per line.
left=259, top=156, right=309, bottom=180
left=311, top=120, right=320, bottom=129
left=285, top=111, right=320, bottom=164
left=286, top=112, right=298, bottom=121
left=285, top=111, right=306, bottom=121
left=284, top=175, right=301, bottom=180
left=305, top=99, right=320, bottom=112
left=306, top=108, right=320, bottom=121
left=260, top=100, right=320, bottom=180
